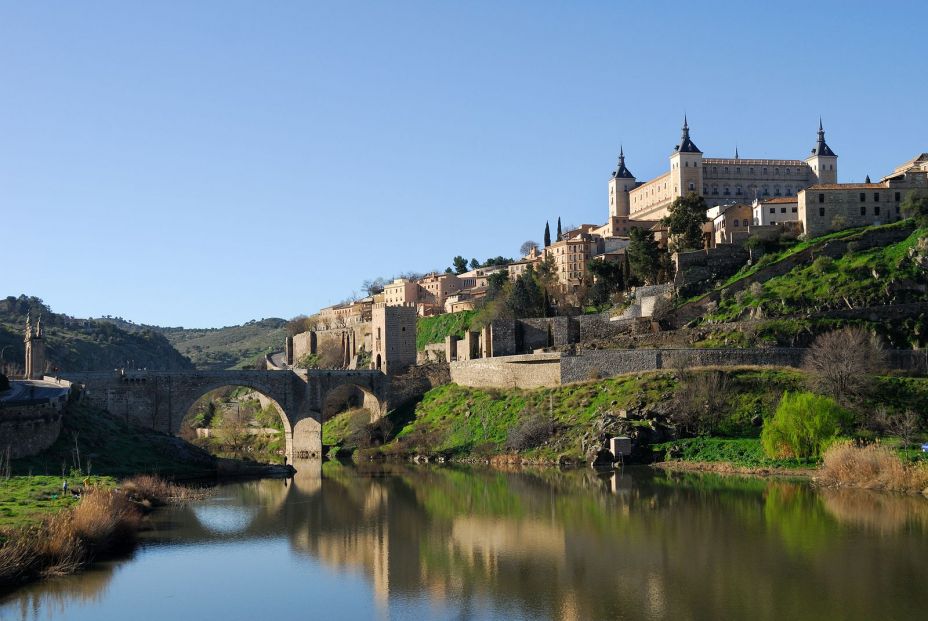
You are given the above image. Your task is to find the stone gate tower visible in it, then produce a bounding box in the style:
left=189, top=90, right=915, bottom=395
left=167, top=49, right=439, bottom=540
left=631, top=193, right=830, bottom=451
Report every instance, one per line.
left=24, top=313, right=47, bottom=380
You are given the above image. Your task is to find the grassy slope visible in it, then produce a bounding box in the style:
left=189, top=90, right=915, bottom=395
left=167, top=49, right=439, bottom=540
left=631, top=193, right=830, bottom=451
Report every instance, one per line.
left=707, top=227, right=926, bottom=323
left=0, top=476, right=115, bottom=529
left=13, top=403, right=216, bottom=479
left=325, top=368, right=815, bottom=460
left=416, top=311, right=475, bottom=351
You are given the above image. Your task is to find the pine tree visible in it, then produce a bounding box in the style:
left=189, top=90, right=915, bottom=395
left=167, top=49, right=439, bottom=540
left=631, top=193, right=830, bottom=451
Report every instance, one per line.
left=543, top=222, right=551, bottom=247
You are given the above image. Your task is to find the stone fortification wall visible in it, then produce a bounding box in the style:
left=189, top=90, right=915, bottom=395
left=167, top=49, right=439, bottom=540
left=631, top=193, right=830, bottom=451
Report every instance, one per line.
left=560, top=348, right=805, bottom=384
left=0, top=406, right=63, bottom=458
left=521, top=317, right=580, bottom=350
left=673, top=245, right=750, bottom=294
left=450, top=353, right=562, bottom=389
left=292, top=323, right=373, bottom=367
left=451, top=346, right=924, bottom=389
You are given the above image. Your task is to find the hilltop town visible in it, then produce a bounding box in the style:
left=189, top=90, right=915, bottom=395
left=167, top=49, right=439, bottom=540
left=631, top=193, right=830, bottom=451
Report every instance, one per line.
left=285, top=119, right=928, bottom=382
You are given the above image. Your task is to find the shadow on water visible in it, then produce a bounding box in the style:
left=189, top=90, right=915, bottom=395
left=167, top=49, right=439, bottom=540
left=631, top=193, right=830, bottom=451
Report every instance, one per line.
left=3, top=463, right=928, bottom=620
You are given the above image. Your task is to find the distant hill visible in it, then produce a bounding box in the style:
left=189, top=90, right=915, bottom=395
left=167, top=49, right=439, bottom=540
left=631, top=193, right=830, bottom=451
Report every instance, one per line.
left=0, top=296, right=193, bottom=373
left=103, top=317, right=288, bottom=370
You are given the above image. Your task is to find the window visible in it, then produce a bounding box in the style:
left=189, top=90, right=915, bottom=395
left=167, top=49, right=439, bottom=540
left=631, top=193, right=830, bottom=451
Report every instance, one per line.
left=733, top=219, right=739, bottom=228
left=724, top=187, right=730, bottom=196
left=895, top=192, right=901, bottom=202
left=792, top=207, right=797, bottom=213
left=819, top=207, right=825, bottom=217
left=736, top=167, right=741, bottom=174
left=775, top=167, right=779, bottom=175
left=859, top=193, right=866, bottom=202
left=860, top=206, right=866, bottom=215
left=689, top=182, right=695, bottom=191
left=781, top=207, right=787, bottom=213
left=875, top=206, right=880, bottom=216
left=724, top=167, right=729, bottom=173
left=736, top=185, right=743, bottom=195
left=763, top=167, right=768, bottom=174
left=874, top=193, right=880, bottom=202
left=769, top=207, right=775, bottom=214
left=819, top=193, right=825, bottom=203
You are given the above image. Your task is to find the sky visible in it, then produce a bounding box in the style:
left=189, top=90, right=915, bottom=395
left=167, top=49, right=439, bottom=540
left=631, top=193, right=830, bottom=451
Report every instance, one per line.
left=2, top=1, right=926, bottom=328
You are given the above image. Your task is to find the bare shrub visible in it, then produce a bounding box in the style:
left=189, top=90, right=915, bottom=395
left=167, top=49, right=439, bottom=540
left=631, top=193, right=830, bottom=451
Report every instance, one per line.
left=122, top=475, right=205, bottom=505
left=505, top=413, right=555, bottom=451
left=818, top=441, right=928, bottom=492
left=70, top=488, right=142, bottom=551
left=803, top=327, right=885, bottom=405
left=672, top=368, right=729, bottom=436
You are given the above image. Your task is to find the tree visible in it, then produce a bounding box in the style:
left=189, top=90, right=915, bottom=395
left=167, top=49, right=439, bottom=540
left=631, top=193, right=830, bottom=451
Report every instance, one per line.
left=586, top=259, right=624, bottom=307
left=803, top=327, right=885, bottom=406
left=901, top=190, right=928, bottom=227
left=661, top=192, right=708, bottom=251
left=361, top=277, right=387, bottom=296
left=452, top=256, right=469, bottom=274
left=544, top=221, right=551, bottom=247
left=444, top=267, right=453, bottom=274
left=482, top=256, right=513, bottom=268
left=506, top=268, right=545, bottom=318
left=761, top=391, right=852, bottom=459
left=556, top=217, right=563, bottom=241
left=487, top=271, right=509, bottom=298
left=519, top=240, right=539, bottom=257
left=626, top=228, right=661, bottom=285
left=469, top=258, right=480, bottom=270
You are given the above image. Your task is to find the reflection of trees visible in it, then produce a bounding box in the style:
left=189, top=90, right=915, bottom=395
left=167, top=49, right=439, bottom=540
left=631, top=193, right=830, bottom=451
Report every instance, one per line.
left=1, top=559, right=116, bottom=621
left=819, top=487, right=928, bottom=534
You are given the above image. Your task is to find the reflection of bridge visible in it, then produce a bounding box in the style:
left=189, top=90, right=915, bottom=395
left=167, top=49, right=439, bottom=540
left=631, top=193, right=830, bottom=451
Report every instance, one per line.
left=58, top=369, right=388, bottom=459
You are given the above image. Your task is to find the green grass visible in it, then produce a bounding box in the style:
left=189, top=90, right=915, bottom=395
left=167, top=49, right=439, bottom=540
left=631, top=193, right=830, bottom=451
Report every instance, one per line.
left=650, top=437, right=815, bottom=468
left=416, top=311, right=475, bottom=351
left=13, top=403, right=216, bottom=478
left=0, top=475, right=115, bottom=529
left=705, top=228, right=926, bottom=334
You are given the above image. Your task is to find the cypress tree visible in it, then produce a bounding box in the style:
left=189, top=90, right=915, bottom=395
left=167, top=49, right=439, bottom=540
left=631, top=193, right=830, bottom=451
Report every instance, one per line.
left=543, top=222, right=551, bottom=247
left=557, top=217, right=562, bottom=241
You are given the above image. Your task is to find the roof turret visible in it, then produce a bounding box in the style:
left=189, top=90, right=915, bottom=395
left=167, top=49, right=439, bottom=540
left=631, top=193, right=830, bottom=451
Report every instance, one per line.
left=674, top=115, right=701, bottom=154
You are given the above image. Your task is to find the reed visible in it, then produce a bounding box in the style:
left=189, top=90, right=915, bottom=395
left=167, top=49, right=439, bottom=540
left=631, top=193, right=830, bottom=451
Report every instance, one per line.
left=817, top=441, right=928, bottom=494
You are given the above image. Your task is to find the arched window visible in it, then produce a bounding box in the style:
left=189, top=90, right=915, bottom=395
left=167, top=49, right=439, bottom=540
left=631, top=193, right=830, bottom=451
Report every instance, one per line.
left=736, top=185, right=743, bottom=196
left=775, top=186, right=782, bottom=196
left=712, top=186, right=719, bottom=195
left=723, top=186, right=731, bottom=196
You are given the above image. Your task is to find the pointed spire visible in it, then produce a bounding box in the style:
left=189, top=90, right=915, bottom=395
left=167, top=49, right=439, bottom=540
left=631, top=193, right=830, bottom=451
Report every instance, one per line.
left=613, top=144, right=634, bottom=179
left=674, top=115, right=701, bottom=153
left=811, top=118, right=836, bottom=157
left=865, top=174, right=871, bottom=184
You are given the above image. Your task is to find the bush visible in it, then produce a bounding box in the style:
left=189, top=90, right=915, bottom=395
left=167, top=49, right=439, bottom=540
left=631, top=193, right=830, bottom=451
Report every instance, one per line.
left=818, top=441, right=928, bottom=492
left=761, top=391, right=852, bottom=459
left=811, top=255, right=834, bottom=274
left=505, top=413, right=555, bottom=451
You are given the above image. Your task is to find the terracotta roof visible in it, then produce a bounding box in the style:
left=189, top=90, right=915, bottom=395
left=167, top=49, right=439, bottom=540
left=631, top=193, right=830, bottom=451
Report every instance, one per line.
left=804, top=183, right=885, bottom=190
left=762, top=197, right=799, bottom=204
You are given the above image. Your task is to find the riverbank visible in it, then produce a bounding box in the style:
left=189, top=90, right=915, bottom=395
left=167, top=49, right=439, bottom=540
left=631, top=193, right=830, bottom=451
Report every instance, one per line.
left=0, top=475, right=204, bottom=592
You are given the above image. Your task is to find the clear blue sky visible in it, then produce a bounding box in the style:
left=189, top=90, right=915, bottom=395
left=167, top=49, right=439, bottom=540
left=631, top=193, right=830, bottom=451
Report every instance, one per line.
left=3, top=1, right=926, bottom=327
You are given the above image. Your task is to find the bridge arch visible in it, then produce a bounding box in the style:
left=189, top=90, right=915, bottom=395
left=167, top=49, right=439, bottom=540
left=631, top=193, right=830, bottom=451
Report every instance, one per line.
left=175, top=379, right=296, bottom=461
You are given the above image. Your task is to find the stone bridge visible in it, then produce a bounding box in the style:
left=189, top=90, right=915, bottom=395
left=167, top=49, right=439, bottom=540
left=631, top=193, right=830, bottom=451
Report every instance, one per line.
left=57, top=369, right=389, bottom=459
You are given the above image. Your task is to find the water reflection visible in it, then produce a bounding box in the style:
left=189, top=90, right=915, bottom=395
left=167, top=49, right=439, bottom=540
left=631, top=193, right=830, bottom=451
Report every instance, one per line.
left=3, top=465, right=928, bottom=620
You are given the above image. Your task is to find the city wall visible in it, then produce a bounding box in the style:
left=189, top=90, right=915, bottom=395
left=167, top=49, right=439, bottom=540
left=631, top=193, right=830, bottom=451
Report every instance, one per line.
left=450, top=347, right=925, bottom=389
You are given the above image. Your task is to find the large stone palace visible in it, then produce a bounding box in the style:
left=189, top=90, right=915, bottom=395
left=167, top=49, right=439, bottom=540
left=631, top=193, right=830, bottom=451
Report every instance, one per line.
left=610, top=117, right=837, bottom=223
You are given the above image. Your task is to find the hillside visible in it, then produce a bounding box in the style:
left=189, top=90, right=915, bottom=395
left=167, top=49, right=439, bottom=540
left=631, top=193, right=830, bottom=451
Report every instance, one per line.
left=0, top=296, right=193, bottom=373
left=153, top=319, right=287, bottom=369
left=651, top=221, right=928, bottom=349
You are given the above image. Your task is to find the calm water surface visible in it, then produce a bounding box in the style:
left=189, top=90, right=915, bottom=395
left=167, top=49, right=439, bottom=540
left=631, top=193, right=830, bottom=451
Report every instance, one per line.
left=2, top=463, right=928, bottom=621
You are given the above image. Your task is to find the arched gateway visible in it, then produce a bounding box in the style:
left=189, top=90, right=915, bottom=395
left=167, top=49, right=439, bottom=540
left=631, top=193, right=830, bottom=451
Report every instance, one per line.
left=58, top=369, right=389, bottom=459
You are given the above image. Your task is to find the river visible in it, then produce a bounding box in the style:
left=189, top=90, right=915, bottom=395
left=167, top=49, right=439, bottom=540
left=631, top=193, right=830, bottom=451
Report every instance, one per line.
left=2, top=463, right=927, bottom=620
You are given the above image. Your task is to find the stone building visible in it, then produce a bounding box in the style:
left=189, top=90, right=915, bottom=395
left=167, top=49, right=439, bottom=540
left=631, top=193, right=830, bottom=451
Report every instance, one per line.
left=24, top=314, right=46, bottom=380
left=706, top=203, right=754, bottom=246
left=384, top=278, right=419, bottom=307
left=543, top=230, right=600, bottom=290
left=622, top=118, right=837, bottom=222
left=798, top=153, right=927, bottom=238
left=319, top=297, right=374, bottom=328
left=753, top=196, right=800, bottom=226
left=371, top=303, right=417, bottom=374
left=507, top=247, right=543, bottom=281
